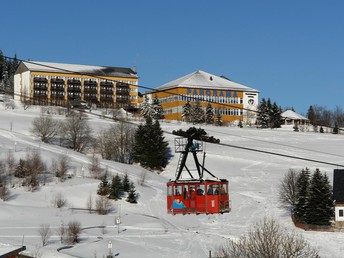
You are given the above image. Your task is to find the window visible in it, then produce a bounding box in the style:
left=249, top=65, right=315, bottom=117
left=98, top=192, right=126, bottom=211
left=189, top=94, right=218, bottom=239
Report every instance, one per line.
left=339, top=209, right=344, bottom=217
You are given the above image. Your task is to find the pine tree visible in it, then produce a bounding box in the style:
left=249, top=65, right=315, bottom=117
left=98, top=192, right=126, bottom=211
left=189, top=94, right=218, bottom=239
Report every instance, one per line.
left=14, top=159, right=27, bottom=178
left=126, top=182, right=137, bottom=204
left=305, top=169, right=334, bottom=225
left=140, top=96, right=153, bottom=119
left=307, top=105, right=316, bottom=125
left=271, top=102, right=282, bottom=128
left=205, top=102, right=214, bottom=124
left=122, top=172, right=130, bottom=192
left=109, top=174, right=123, bottom=200
left=133, top=116, right=169, bottom=170
left=97, top=174, right=110, bottom=196
left=215, top=112, right=223, bottom=126
left=333, top=122, right=339, bottom=134
left=182, top=100, right=192, bottom=122
left=192, top=100, right=205, bottom=123
left=257, top=98, right=269, bottom=127
left=151, top=96, right=164, bottom=120
left=294, top=167, right=311, bottom=222
left=320, top=126, right=324, bottom=133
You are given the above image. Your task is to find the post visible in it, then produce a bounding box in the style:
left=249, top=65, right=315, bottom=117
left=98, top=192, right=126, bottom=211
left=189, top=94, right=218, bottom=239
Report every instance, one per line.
left=108, top=240, right=112, bottom=258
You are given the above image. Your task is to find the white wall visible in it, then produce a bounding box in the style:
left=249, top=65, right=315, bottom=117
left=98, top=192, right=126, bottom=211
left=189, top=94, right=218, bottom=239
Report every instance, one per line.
left=14, top=71, right=31, bottom=101
left=335, top=206, right=344, bottom=221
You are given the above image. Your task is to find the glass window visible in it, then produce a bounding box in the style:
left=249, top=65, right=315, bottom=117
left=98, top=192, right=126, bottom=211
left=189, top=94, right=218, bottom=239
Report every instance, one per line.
left=339, top=209, right=344, bottom=217
left=167, top=185, right=172, bottom=196
left=174, top=185, right=182, bottom=196
left=220, top=184, right=227, bottom=194
left=197, top=185, right=205, bottom=195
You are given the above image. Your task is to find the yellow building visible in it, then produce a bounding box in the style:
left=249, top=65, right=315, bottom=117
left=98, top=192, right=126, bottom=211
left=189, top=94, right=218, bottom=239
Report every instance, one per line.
left=148, top=70, right=259, bottom=124
left=14, top=61, right=139, bottom=109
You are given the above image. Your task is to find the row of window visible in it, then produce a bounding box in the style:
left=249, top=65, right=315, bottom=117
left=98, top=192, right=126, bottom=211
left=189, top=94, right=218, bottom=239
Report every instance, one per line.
left=33, top=83, right=137, bottom=92
left=31, top=91, right=138, bottom=99
left=32, top=75, right=138, bottom=85
left=163, top=106, right=243, bottom=116
left=167, top=184, right=228, bottom=198
left=158, top=94, right=243, bottom=105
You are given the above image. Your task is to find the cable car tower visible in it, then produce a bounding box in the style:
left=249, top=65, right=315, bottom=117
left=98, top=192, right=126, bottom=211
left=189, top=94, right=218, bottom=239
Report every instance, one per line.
left=167, top=132, right=231, bottom=215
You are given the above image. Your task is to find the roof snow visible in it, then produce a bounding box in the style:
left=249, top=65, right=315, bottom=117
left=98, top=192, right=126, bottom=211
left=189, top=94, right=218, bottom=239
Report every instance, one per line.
left=281, top=110, right=309, bottom=120
left=18, top=61, right=138, bottom=78
left=155, top=70, right=259, bottom=92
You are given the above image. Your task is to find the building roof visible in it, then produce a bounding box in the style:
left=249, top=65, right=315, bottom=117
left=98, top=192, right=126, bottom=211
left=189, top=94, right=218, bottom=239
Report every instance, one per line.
left=16, top=61, right=138, bottom=79
left=155, top=70, right=259, bottom=92
left=281, top=110, right=309, bottom=121
left=333, top=169, right=344, bottom=203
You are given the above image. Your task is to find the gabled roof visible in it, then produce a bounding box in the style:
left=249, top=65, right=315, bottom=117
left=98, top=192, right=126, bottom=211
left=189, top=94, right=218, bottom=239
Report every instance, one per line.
left=156, top=70, right=259, bottom=92
left=333, top=169, right=344, bottom=203
left=281, top=110, right=309, bottom=121
left=16, top=61, right=138, bottom=78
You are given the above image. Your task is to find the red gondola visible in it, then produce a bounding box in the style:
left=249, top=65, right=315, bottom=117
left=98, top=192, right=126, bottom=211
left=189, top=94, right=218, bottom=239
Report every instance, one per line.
left=167, top=135, right=231, bottom=215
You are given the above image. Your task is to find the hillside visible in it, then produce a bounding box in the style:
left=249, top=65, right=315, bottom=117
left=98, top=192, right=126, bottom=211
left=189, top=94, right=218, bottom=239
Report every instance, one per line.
left=1, top=104, right=344, bottom=258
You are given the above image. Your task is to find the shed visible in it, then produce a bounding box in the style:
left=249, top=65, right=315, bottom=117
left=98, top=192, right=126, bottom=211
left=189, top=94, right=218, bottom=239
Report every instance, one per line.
left=281, top=110, right=310, bottom=125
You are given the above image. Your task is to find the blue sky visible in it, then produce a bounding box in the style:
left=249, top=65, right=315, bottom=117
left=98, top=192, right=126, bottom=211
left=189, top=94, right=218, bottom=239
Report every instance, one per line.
left=3, top=0, right=344, bottom=114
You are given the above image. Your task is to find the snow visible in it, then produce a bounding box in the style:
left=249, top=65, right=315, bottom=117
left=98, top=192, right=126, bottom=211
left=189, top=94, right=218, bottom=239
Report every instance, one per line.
left=1, top=103, right=344, bottom=258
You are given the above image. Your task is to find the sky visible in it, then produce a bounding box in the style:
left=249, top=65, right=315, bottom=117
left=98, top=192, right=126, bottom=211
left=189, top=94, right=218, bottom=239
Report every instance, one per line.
left=1, top=103, right=344, bottom=257
left=3, top=0, right=344, bottom=115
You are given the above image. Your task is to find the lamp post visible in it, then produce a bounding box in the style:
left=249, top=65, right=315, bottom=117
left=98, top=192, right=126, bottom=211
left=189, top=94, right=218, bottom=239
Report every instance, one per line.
left=107, top=240, right=113, bottom=258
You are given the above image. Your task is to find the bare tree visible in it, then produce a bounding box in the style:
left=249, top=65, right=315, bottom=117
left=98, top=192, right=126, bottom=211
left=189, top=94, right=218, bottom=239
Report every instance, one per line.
left=279, top=169, right=300, bottom=209
left=38, top=224, right=51, bottom=246
left=138, top=170, right=148, bottom=186
left=215, top=217, right=319, bottom=258
left=96, top=122, right=135, bottom=164
left=56, top=221, right=66, bottom=244
left=52, top=154, right=70, bottom=181
left=24, top=151, right=46, bottom=190
left=95, top=196, right=112, bottom=215
left=6, top=150, right=16, bottom=177
left=86, top=194, right=93, bottom=213
left=52, top=192, right=67, bottom=208
left=60, top=112, right=93, bottom=153
left=31, top=112, right=60, bottom=143
left=67, top=221, right=82, bottom=244
left=89, top=155, right=103, bottom=179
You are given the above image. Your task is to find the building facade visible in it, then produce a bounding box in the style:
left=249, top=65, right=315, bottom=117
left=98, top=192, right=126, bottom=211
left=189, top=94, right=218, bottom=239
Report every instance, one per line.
left=14, top=61, right=139, bottom=109
left=147, top=70, right=259, bottom=124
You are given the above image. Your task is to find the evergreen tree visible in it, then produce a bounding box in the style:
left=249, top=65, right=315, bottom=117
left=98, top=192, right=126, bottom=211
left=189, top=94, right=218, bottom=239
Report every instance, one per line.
left=133, top=116, right=169, bottom=170
left=192, top=100, right=205, bottom=123
left=122, top=172, right=130, bottom=192
left=305, top=169, right=333, bottom=225
left=126, top=182, right=138, bottom=204
left=307, top=105, right=316, bottom=125
left=109, top=174, right=123, bottom=199
left=215, top=112, right=223, bottom=126
left=271, top=102, right=282, bottom=128
left=205, top=102, right=214, bottom=124
left=333, top=122, right=339, bottom=134
left=97, top=174, right=110, bottom=196
left=14, top=159, right=27, bottom=178
left=238, top=120, right=243, bottom=128
left=140, top=96, right=153, bottom=119
left=320, top=126, right=324, bottom=133
left=182, top=100, right=192, bottom=122
left=294, top=167, right=311, bottom=222
left=151, top=96, right=164, bottom=120
left=257, top=98, right=269, bottom=127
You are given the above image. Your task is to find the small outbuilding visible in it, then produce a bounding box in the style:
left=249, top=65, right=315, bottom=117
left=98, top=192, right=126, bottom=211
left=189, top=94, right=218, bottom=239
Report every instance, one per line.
left=333, top=169, right=344, bottom=227
left=281, top=109, right=310, bottom=125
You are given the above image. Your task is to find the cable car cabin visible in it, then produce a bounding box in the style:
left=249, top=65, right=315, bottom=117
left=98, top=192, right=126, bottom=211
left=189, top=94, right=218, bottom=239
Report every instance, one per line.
left=167, top=180, right=230, bottom=215
left=168, top=131, right=231, bottom=215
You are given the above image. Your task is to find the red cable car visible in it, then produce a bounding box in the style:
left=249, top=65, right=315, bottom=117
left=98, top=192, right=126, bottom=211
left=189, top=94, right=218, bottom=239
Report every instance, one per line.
left=167, top=135, right=231, bottom=215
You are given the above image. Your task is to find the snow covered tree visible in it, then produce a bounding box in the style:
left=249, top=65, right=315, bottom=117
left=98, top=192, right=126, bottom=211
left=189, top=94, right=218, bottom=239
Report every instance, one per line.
left=192, top=100, right=205, bottom=123
left=305, top=169, right=333, bottom=226
left=205, top=102, right=214, bottom=124
left=140, top=96, right=153, bottom=119
left=215, top=112, right=223, bottom=126
left=109, top=173, right=123, bottom=200
left=182, top=100, right=192, bottom=122
left=133, top=116, right=168, bottom=170
left=151, top=96, right=164, bottom=120
left=294, top=167, right=311, bottom=222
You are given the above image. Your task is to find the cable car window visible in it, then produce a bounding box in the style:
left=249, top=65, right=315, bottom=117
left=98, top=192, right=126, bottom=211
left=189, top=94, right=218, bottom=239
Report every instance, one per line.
left=220, top=184, right=227, bottom=194
left=167, top=185, right=172, bottom=196
left=175, top=185, right=182, bottom=196
left=197, top=185, right=205, bottom=195
left=189, top=185, right=196, bottom=199
left=207, top=185, right=214, bottom=195
left=213, top=185, right=219, bottom=195
left=183, top=185, right=188, bottom=199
